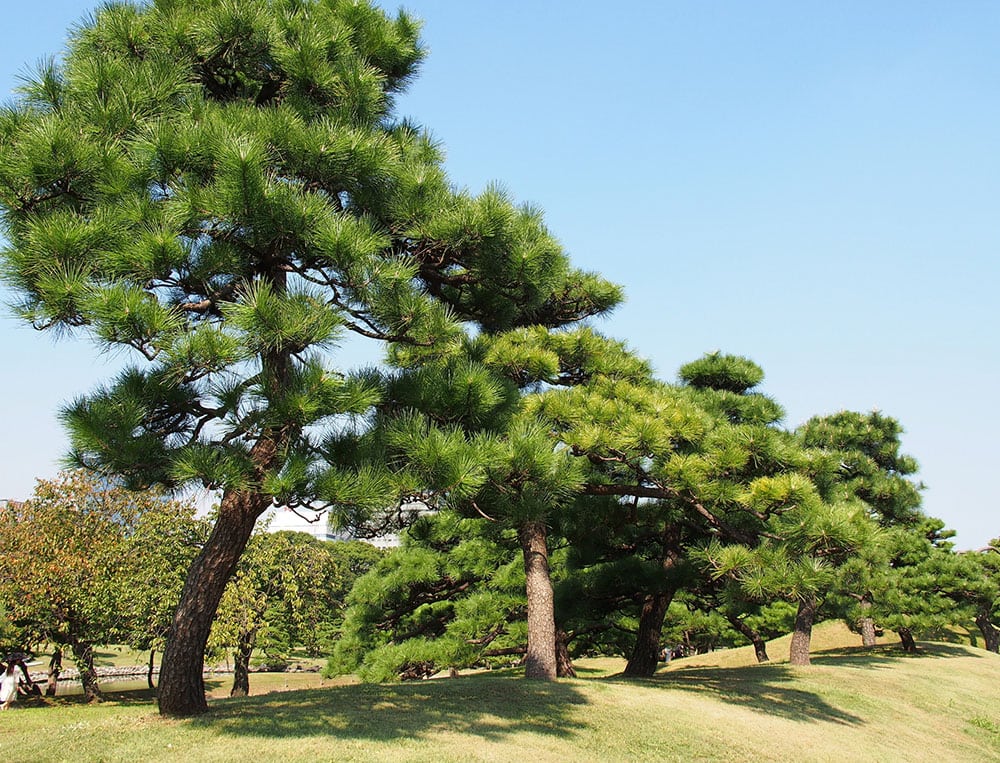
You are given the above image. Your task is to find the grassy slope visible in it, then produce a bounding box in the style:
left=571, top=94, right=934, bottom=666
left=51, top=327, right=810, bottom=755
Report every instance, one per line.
left=4, top=628, right=999, bottom=762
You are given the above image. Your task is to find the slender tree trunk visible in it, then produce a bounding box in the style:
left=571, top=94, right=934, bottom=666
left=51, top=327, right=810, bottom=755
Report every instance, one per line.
left=858, top=594, right=877, bottom=648
left=68, top=639, right=102, bottom=702
left=231, top=629, right=257, bottom=697
left=555, top=628, right=576, bottom=678
left=46, top=648, right=62, bottom=697
left=898, top=626, right=917, bottom=653
left=147, top=648, right=156, bottom=690
left=789, top=596, right=818, bottom=666
left=519, top=520, right=556, bottom=680
left=727, top=614, right=769, bottom=663
left=974, top=612, right=999, bottom=654
left=158, top=488, right=268, bottom=716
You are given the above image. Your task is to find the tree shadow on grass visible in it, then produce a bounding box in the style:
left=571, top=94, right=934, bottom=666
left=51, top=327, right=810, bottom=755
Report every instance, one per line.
left=194, top=676, right=589, bottom=744
left=605, top=665, right=863, bottom=726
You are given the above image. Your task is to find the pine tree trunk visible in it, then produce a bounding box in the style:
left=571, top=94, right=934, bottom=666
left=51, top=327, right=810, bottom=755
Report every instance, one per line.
left=46, top=648, right=62, bottom=697
left=231, top=630, right=256, bottom=697
left=898, top=626, right=917, bottom=653
left=519, top=520, right=556, bottom=680
left=789, top=596, right=817, bottom=666
left=623, top=591, right=674, bottom=676
left=727, top=614, right=769, bottom=663
left=975, top=612, right=999, bottom=654
left=555, top=628, right=576, bottom=678
left=858, top=594, right=877, bottom=647
left=157, top=488, right=268, bottom=716
left=147, top=648, right=156, bottom=690
left=68, top=639, right=102, bottom=702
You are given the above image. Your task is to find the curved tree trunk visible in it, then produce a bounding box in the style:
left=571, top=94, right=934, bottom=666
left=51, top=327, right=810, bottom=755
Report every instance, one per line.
left=789, top=596, right=818, bottom=666
left=727, top=614, right=769, bottom=663
left=898, top=626, right=917, bottom=653
left=555, top=628, right=576, bottom=678
left=68, top=639, right=102, bottom=703
left=158, top=488, right=268, bottom=716
left=230, top=629, right=257, bottom=697
left=147, top=648, right=156, bottom=690
left=46, top=648, right=62, bottom=697
left=975, top=612, right=999, bottom=654
left=623, top=591, right=674, bottom=676
left=519, top=520, right=556, bottom=680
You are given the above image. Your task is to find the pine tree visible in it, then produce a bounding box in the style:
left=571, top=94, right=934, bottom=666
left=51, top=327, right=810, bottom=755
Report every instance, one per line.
left=0, top=0, right=617, bottom=715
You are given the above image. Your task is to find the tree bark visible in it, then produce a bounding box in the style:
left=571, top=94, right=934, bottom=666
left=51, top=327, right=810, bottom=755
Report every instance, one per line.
left=147, top=648, right=156, bottom=690
left=231, top=629, right=257, bottom=697
left=975, top=611, right=999, bottom=654
left=555, top=628, right=576, bottom=678
left=68, top=639, right=102, bottom=702
left=858, top=594, right=877, bottom=648
left=623, top=591, right=674, bottom=676
left=789, top=596, right=817, bottom=666
left=898, top=626, right=917, bottom=653
left=157, top=487, right=269, bottom=716
left=46, top=648, right=62, bottom=697
left=623, top=526, right=682, bottom=677
left=519, top=520, right=556, bottom=680
left=727, top=614, right=769, bottom=663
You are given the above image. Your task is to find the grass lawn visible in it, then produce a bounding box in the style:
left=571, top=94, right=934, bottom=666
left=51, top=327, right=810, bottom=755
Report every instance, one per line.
left=4, top=628, right=998, bottom=762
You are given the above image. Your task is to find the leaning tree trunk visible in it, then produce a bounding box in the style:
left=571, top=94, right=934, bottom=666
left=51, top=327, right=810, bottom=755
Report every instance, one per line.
left=789, top=596, right=818, bottom=666
left=898, top=626, right=917, bottom=653
left=555, top=628, right=576, bottom=678
left=147, top=648, right=157, bottom=690
left=519, top=520, right=557, bottom=680
left=624, top=526, right=683, bottom=677
left=727, top=614, right=769, bottom=663
left=46, top=648, right=62, bottom=697
left=975, top=612, right=999, bottom=654
left=68, top=639, right=103, bottom=703
left=157, top=487, right=270, bottom=716
left=624, top=591, right=674, bottom=676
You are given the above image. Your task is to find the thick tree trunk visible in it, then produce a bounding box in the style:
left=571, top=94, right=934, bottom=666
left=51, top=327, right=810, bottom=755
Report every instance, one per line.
left=727, top=614, right=769, bottom=663
left=157, top=488, right=267, bottom=716
left=789, top=596, right=818, bottom=666
left=975, top=612, right=999, bottom=654
left=519, top=520, right=556, bottom=680
left=147, top=648, right=156, bottom=690
left=898, top=626, right=917, bottom=653
left=555, top=628, right=576, bottom=678
left=68, top=639, right=102, bottom=702
left=623, top=591, right=674, bottom=676
left=46, top=648, right=62, bottom=697
left=230, top=630, right=256, bottom=697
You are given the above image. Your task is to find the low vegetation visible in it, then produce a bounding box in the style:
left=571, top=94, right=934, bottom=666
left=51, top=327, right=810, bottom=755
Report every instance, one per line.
left=3, top=629, right=998, bottom=762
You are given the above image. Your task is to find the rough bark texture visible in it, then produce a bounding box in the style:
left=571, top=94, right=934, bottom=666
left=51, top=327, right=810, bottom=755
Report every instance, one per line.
left=858, top=594, right=877, bottom=648
left=68, top=639, right=102, bottom=702
left=519, top=521, right=557, bottom=680
left=789, top=596, right=818, bottom=666
left=898, top=626, right=917, bottom=653
left=555, top=628, right=576, bottom=678
left=46, top=648, right=62, bottom=697
left=157, top=487, right=269, bottom=716
left=727, top=614, right=769, bottom=663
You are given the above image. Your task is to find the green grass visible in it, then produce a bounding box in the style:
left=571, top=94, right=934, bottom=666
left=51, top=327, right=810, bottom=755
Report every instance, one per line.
left=4, top=634, right=999, bottom=762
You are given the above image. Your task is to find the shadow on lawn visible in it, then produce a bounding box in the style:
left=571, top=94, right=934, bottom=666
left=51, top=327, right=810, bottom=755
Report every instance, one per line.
left=196, top=676, right=589, bottom=743
left=609, top=666, right=864, bottom=726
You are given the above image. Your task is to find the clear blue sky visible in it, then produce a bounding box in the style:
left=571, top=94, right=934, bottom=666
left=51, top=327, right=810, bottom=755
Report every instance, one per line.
left=1, top=2, right=997, bottom=548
